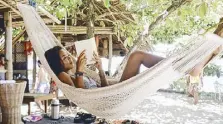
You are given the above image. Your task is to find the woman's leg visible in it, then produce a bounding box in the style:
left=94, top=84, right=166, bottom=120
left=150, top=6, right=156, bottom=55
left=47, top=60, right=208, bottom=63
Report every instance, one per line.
left=190, top=46, right=222, bottom=76
left=193, top=89, right=199, bottom=104
left=189, top=54, right=214, bottom=76
left=120, top=51, right=164, bottom=82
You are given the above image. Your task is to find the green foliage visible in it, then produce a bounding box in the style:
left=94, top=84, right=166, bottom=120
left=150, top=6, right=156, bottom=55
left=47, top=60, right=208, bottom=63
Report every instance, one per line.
left=169, top=78, right=187, bottom=92
left=120, top=0, right=223, bottom=46
left=197, top=2, right=208, bottom=18
left=13, top=28, right=22, bottom=37
left=104, top=0, right=110, bottom=8
left=36, top=0, right=223, bottom=47
left=203, top=64, right=222, bottom=76
left=150, top=0, right=222, bottom=44
left=36, top=0, right=82, bottom=19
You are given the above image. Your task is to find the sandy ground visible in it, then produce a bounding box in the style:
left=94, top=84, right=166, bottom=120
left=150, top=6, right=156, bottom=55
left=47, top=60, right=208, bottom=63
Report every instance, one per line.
left=21, top=92, right=223, bottom=124
left=119, top=92, right=223, bottom=124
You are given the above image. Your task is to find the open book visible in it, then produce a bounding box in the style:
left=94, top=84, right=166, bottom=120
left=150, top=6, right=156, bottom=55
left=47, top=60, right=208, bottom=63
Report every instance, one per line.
left=74, top=37, right=98, bottom=65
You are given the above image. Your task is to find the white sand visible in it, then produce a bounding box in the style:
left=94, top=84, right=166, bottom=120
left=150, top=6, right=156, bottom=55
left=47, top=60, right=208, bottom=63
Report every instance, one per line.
left=119, top=92, right=223, bottom=124
left=20, top=92, right=223, bottom=124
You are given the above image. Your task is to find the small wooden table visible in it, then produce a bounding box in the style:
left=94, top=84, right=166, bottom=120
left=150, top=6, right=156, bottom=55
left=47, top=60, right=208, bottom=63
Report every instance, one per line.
left=23, top=93, right=56, bottom=114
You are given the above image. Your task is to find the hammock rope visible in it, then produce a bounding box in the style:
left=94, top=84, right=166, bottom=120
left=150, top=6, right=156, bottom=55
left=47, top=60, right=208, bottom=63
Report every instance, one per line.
left=17, top=4, right=223, bottom=119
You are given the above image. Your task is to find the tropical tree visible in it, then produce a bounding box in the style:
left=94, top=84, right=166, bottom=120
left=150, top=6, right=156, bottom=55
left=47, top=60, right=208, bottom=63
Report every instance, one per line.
left=36, top=0, right=223, bottom=45
left=35, top=0, right=223, bottom=77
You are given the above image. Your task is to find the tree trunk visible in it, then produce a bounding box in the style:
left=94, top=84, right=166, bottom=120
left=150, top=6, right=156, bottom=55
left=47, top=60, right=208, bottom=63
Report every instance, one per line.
left=86, top=0, right=97, bottom=71
left=113, top=0, right=190, bottom=79
left=87, top=0, right=94, bottom=39
left=214, top=17, right=223, bottom=35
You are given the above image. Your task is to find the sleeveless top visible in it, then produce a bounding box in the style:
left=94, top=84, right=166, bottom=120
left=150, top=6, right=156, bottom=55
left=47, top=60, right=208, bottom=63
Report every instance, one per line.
left=71, top=75, right=97, bottom=89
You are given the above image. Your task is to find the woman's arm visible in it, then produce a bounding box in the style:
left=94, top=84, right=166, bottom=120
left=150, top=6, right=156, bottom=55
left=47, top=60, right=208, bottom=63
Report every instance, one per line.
left=57, top=50, right=87, bottom=88
left=93, top=52, right=109, bottom=87
left=58, top=72, right=85, bottom=88
left=98, top=66, right=109, bottom=87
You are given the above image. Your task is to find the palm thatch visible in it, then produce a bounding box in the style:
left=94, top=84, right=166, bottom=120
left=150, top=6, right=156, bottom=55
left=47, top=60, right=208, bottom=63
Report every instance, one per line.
left=0, top=0, right=60, bottom=27
left=0, top=0, right=134, bottom=56
left=50, top=0, right=134, bottom=56
left=0, top=0, right=61, bottom=52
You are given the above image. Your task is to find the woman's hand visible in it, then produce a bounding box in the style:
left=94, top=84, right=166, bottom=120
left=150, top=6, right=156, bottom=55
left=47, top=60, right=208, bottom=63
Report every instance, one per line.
left=93, top=51, right=109, bottom=87
left=93, top=51, right=102, bottom=70
left=76, top=50, right=87, bottom=72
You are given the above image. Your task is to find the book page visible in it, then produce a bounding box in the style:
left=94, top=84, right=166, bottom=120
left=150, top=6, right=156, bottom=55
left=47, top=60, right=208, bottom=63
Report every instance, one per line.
left=74, top=37, right=98, bottom=65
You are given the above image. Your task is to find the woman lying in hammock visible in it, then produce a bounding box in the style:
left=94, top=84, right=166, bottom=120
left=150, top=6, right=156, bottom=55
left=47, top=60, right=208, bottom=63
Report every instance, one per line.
left=44, top=45, right=222, bottom=89
left=44, top=46, right=164, bottom=88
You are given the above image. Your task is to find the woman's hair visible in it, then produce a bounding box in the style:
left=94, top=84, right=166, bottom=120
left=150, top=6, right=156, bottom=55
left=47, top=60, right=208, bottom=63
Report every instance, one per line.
left=44, top=46, right=64, bottom=76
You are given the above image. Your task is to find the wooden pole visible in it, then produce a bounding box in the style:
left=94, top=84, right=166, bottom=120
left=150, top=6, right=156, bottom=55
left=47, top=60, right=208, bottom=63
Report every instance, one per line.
left=65, top=9, right=67, bottom=32
left=86, top=0, right=94, bottom=39
left=108, top=35, right=112, bottom=76
left=102, top=39, right=108, bottom=56
left=57, top=34, right=62, bottom=42
left=4, top=11, right=13, bottom=80
left=32, top=51, right=37, bottom=90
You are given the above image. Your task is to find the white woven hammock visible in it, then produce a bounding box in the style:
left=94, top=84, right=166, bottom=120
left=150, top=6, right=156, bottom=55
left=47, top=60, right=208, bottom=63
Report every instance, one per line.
left=18, top=4, right=223, bottom=119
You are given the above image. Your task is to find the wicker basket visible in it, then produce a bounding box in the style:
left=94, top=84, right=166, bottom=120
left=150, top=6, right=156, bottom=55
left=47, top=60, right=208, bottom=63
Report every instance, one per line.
left=0, top=81, right=26, bottom=124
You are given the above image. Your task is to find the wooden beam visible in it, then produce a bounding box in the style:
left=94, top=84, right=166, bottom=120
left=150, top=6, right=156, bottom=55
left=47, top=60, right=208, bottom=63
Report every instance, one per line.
left=108, top=6, right=135, bottom=24
left=34, top=94, right=56, bottom=101
left=48, top=25, right=116, bottom=34
left=102, top=0, right=117, bottom=22
left=0, top=0, right=21, bottom=16
left=108, top=34, right=113, bottom=76
left=0, top=8, right=10, bottom=13
left=96, top=12, right=131, bottom=19
left=32, top=51, right=37, bottom=90
left=92, top=1, right=103, bottom=15
left=96, top=18, right=116, bottom=23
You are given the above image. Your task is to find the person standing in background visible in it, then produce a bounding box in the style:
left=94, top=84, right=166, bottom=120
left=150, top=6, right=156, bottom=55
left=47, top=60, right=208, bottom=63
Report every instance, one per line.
left=33, top=60, right=50, bottom=111
left=34, top=60, right=50, bottom=93
left=186, top=72, right=203, bottom=104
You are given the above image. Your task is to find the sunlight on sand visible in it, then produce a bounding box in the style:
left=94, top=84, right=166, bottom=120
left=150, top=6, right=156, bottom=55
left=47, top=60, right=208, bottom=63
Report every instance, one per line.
left=120, top=92, right=223, bottom=124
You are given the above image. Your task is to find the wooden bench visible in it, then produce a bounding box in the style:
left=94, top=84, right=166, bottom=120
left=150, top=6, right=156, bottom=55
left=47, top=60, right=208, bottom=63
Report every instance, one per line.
left=23, top=93, right=56, bottom=114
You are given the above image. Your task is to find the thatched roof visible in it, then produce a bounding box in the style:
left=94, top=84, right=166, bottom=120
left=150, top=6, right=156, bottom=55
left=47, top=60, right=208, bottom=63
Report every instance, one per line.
left=0, top=0, right=60, bottom=27
left=0, top=0, right=133, bottom=56
left=0, top=0, right=61, bottom=52
left=77, top=0, right=135, bottom=26
left=49, top=0, right=134, bottom=56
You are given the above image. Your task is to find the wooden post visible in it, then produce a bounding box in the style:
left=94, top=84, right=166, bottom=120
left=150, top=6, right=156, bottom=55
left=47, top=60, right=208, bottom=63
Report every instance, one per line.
left=32, top=51, right=37, bottom=90
left=4, top=11, right=13, bottom=80
left=102, top=39, right=108, bottom=56
left=57, top=34, right=62, bottom=43
left=65, top=9, right=67, bottom=32
left=86, top=0, right=94, bottom=39
left=108, top=35, right=112, bottom=76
